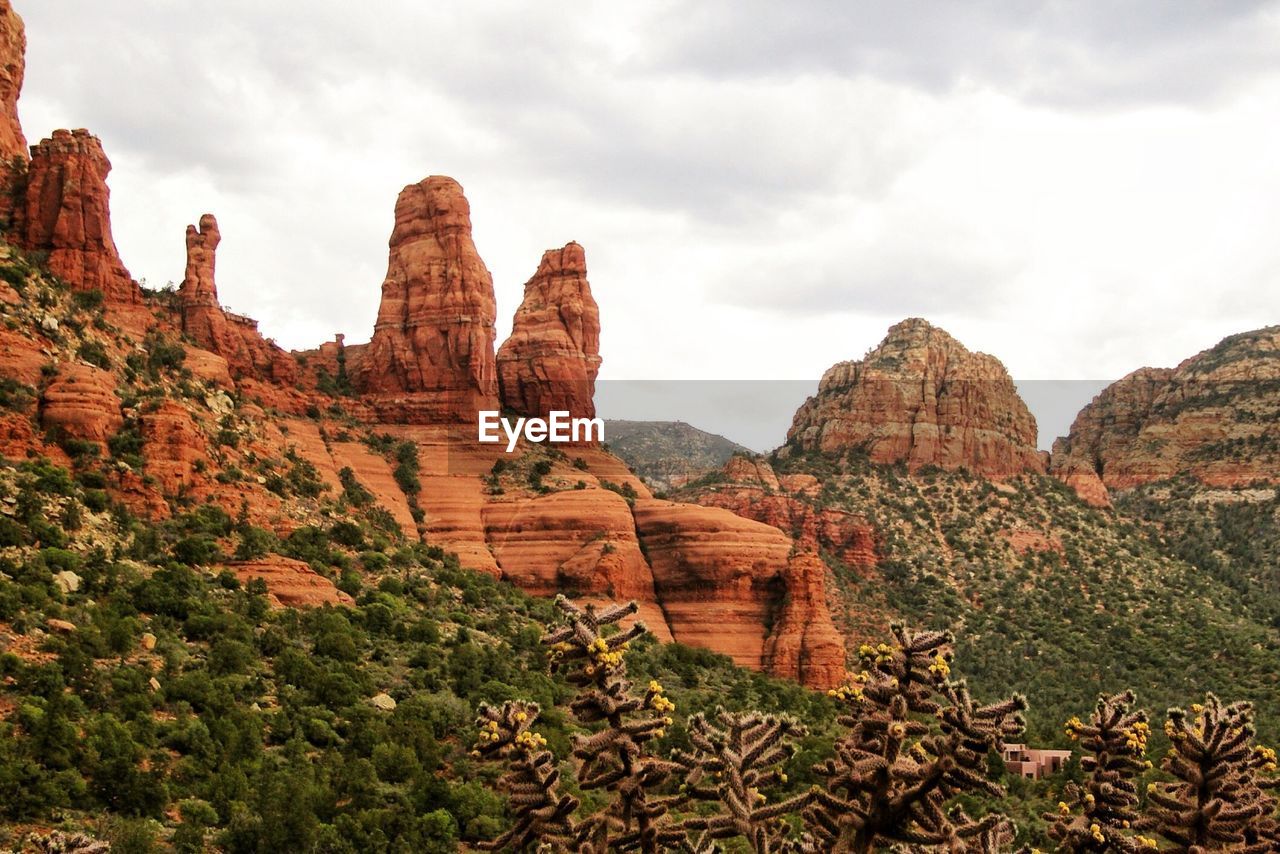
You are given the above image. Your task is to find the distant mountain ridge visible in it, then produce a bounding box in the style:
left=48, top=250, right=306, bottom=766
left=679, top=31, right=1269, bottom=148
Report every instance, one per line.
left=603, top=419, right=751, bottom=491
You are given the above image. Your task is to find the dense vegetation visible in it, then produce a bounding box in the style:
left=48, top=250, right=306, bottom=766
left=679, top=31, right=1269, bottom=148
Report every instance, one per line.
left=751, top=447, right=1280, bottom=755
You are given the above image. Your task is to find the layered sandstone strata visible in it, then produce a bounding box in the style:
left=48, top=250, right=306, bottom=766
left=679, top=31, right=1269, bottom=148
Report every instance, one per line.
left=227, top=556, right=354, bottom=608
left=39, top=362, right=122, bottom=448
left=0, top=0, right=26, bottom=163
left=356, top=176, right=499, bottom=422
left=1051, top=326, right=1280, bottom=494
left=178, top=214, right=298, bottom=384
left=683, top=456, right=878, bottom=572
left=497, top=242, right=602, bottom=420
left=788, top=318, right=1043, bottom=477
left=633, top=498, right=846, bottom=684
left=14, top=130, right=139, bottom=304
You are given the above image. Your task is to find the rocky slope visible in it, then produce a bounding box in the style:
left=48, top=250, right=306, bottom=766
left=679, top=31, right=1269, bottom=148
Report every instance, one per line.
left=787, top=318, right=1044, bottom=478
left=1051, top=325, right=1280, bottom=499
left=602, top=419, right=751, bottom=491
left=0, top=54, right=846, bottom=692
left=496, top=241, right=601, bottom=420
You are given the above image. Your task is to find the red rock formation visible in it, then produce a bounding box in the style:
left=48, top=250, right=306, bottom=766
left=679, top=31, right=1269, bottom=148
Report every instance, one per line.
left=39, top=362, right=121, bottom=447
left=226, top=555, right=354, bottom=608
left=483, top=488, right=672, bottom=640
left=0, top=0, right=26, bottom=164
left=683, top=456, right=878, bottom=572
left=355, top=176, right=499, bottom=423
left=633, top=498, right=847, bottom=680
left=788, top=318, right=1043, bottom=478
left=762, top=553, right=846, bottom=689
left=140, top=400, right=206, bottom=495
left=1051, top=326, right=1280, bottom=494
left=0, top=325, right=48, bottom=387
left=13, top=130, right=140, bottom=305
left=178, top=213, right=298, bottom=384
left=497, top=242, right=602, bottom=420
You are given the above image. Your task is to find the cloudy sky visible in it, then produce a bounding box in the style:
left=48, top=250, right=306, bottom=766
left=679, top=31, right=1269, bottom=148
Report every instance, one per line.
left=16, top=1, right=1280, bottom=448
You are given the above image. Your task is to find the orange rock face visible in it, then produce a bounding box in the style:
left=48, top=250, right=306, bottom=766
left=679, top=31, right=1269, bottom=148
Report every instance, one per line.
left=0, top=0, right=26, bottom=163
left=497, top=242, right=601, bottom=420
left=13, top=130, right=140, bottom=305
left=762, top=553, right=847, bottom=689
left=356, top=176, right=499, bottom=423
left=633, top=498, right=846, bottom=682
left=178, top=213, right=298, bottom=384
left=788, top=318, right=1043, bottom=478
left=683, top=456, right=878, bottom=572
left=1051, top=326, right=1280, bottom=494
left=227, top=555, right=354, bottom=608
left=39, top=362, right=122, bottom=447
left=483, top=488, right=671, bottom=640
left=140, top=400, right=207, bottom=495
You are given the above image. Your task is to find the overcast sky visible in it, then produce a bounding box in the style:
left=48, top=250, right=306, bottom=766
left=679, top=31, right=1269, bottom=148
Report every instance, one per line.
left=16, top=1, right=1280, bottom=449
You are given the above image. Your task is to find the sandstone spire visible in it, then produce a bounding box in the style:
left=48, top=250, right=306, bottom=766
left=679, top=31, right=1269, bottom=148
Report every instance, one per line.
left=14, top=130, right=139, bottom=304
left=356, top=176, right=499, bottom=422
left=497, top=241, right=602, bottom=420
left=0, top=0, right=27, bottom=163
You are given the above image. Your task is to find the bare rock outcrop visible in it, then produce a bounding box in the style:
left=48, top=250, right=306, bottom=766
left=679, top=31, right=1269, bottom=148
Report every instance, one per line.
left=0, top=0, right=26, bottom=163
left=13, top=130, right=140, bottom=305
left=178, top=213, right=298, bottom=384
left=788, top=318, right=1043, bottom=478
left=1051, top=326, right=1280, bottom=495
left=355, top=176, right=499, bottom=423
left=633, top=498, right=847, bottom=682
left=39, top=362, right=122, bottom=448
left=227, top=555, right=354, bottom=608
left=682, top=456, right=878, bottom=572
left=497, top=242, right=601, bottom=420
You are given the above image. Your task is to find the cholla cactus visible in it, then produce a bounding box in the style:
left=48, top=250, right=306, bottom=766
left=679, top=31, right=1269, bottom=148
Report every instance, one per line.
left=1047, top=690, right=1153, bottom=852
left=543, top=596, right=687, bottom=852
left=672, top=709, right=811, bottom=853
left=1139, top=695, right=1278, bottom=852
left=798, top=624, right=1026, bottom=853
left=472, top=699, right=580, bottom=851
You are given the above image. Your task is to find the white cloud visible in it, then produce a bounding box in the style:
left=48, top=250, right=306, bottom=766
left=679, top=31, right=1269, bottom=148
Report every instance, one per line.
left=13, top=0, right=1280, bottom=451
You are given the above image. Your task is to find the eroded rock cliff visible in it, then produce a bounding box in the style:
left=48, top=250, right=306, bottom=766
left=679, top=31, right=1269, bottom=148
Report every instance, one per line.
left=0, top=0, right=26, bottom=163
left=788, top=318, right=1043, bottom=478
left=355, top=176, right=499, bottom=423
left=497, top=242, right=601, bottom=420
left=1051, top=326, right=1280, bottom=495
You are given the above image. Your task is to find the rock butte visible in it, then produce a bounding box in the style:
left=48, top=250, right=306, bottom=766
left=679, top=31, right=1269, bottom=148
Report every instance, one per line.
left=788, top=318, right=1044, bottom=479
left=1051, top=325, right=1280, bottom=497
left=497, top=241, right=602, bottom=421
